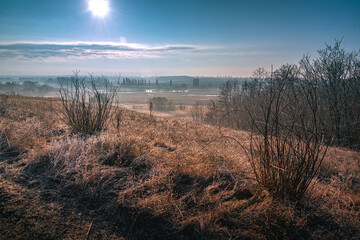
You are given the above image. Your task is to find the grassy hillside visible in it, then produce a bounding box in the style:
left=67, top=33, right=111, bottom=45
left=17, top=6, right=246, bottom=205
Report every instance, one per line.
left=0, top=95, right=359, bottom=239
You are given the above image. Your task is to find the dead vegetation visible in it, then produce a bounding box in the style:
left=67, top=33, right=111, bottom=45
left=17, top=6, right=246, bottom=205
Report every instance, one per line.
left=0, top=94, right=9, bottom=115
left=0, top=95, right=359, bottom=239
left=206, top=40, right=360, bottom=150
left=57, top=72, right=118, bottom=135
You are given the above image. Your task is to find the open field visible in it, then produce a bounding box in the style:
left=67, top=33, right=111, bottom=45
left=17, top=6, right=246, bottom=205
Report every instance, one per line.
left=0, top=95, right=359, bottom=239
left=0, top=85, right=218, bottom=119
left=116, top=89, right=219, bottom=105
left=117, top=88, right=218, bottom=119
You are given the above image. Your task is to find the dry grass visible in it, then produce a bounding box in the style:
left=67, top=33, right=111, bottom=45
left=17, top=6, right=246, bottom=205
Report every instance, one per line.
left=0, top=95, right=359, bottom=239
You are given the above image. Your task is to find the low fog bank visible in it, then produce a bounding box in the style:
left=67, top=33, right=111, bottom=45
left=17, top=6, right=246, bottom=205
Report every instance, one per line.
left=0, top=75, right=245, bottom=100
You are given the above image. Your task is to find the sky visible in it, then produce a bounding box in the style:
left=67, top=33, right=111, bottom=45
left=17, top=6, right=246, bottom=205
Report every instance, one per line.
left=0, top=0, right=359, bottom=77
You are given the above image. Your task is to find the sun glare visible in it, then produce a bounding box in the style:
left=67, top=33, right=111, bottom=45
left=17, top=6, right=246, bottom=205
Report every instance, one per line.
left=88, top=0, right=109, bottom=17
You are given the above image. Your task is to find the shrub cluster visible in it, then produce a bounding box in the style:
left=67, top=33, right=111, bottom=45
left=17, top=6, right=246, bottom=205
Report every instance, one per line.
left=207, top=40, right=360, bottom=149
left=206, top=40, right=360, bottom=200
left=148, top=97, right=175, bottom=111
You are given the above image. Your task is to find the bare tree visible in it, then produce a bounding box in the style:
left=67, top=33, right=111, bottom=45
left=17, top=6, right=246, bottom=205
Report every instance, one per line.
left=300, top=40, right=360, bottom=148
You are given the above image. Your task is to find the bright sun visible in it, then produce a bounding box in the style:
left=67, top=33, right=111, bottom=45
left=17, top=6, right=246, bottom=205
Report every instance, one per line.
left=88, top=0, right=109, bottom=17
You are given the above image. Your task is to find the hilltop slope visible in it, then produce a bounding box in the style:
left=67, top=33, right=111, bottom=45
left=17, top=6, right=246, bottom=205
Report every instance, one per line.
left=0, top=95, right=359, bottom=239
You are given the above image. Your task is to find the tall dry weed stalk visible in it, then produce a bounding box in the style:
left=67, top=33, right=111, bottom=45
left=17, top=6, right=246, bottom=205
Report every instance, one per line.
left=0, top=94, right=9, bottom=115
left=190, top=101, right=206, bottom=123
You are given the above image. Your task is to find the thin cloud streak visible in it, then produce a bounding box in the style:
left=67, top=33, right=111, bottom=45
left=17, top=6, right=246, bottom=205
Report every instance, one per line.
left=0, top=41, right=206, bottom=61
left=0, top=41, right=276, bottom=62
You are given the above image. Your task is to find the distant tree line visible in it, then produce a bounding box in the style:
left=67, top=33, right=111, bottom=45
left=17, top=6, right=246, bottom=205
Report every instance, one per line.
left=0, top=81, right=57, bottom=96
left=122, top=78, right=149, bottom=87
left=119, top=77, right=215, bottom=89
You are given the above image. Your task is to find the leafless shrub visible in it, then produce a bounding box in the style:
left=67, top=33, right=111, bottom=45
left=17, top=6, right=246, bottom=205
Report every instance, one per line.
left=0, top=94, right=9, bottom=115
left=113, top=108, right=123, bottom=132
left=148, top=97, right=175, bottom=111
left=0, top=126, right=11, bottom=151
left=190, top=101, right=206, bottom=123
left=149, top=101, right=153, bottom=118
left=205, top=76, right=265, bottom=129
left=178, top=104, right=186, bottom=111
left=247, top=67, right=328, bottom=200
left=215, top=79, right=242, bottom=128
left=213, top=65, right=328, bottom=200
left=57, top=72, right=118, bottom=135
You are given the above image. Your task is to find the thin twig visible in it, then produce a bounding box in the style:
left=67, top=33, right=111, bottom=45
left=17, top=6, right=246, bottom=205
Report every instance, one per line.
left=85, top=221, right=93, bottom=240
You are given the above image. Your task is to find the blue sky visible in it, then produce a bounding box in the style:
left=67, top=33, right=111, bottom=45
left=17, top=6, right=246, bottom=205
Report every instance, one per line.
left=0, top=0, right=359, bottom=76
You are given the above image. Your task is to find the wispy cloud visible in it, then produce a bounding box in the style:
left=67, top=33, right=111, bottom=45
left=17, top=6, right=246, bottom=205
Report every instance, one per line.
left=0, top=41, right=205, bottom=61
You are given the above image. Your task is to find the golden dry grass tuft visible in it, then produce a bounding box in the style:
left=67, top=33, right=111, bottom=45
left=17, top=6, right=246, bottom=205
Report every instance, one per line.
left=0, top=95, right=359, bottom=239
